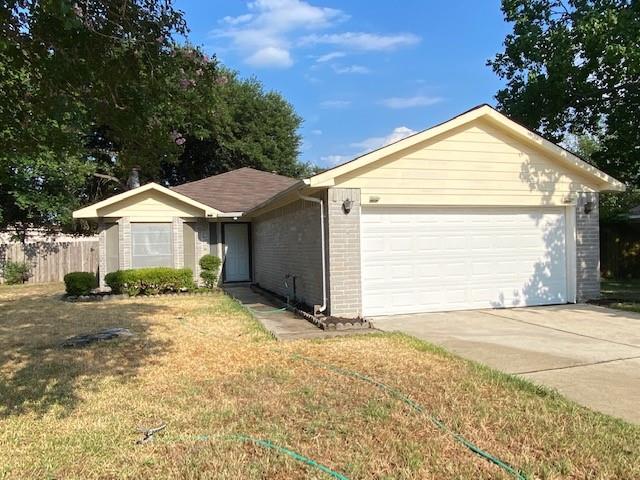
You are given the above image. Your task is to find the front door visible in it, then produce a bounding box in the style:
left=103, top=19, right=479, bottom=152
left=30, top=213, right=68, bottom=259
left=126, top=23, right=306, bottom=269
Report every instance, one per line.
left=223, top=223, right=251, bottom=282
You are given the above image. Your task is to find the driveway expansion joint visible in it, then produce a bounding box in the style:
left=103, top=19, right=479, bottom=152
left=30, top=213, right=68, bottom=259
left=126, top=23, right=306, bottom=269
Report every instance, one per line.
left=514, top=354, right=640, bottom=375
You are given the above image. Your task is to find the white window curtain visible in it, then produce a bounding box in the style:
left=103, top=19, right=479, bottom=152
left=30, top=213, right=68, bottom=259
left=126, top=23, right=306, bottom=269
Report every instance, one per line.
left=131, top=223, right=173, bottom=268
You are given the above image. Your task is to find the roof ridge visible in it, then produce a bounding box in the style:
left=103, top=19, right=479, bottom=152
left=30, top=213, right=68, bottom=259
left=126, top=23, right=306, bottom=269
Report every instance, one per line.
left=171, top=167, right=295, bottom=190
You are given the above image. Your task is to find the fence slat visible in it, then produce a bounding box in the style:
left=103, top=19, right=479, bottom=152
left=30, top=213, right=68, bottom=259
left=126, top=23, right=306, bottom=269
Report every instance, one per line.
left=0, top=239, right=99, bottom=284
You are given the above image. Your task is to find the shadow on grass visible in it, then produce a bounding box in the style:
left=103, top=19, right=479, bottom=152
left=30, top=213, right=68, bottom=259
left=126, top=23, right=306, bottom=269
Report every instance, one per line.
left=0, top=287, right=170, bottom=418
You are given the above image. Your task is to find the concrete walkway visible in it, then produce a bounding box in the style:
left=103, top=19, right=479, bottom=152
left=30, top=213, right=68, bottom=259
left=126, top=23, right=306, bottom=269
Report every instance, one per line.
left=371, top=304, right=640, bottom=424
left=225, top=286, right=374, bottom=341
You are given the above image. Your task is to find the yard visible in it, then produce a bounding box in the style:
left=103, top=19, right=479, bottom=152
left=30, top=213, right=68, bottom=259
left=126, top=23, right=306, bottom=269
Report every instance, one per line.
left=601, top=278, right=640, bottom=313
left=0, top=284, right=638, bottom=479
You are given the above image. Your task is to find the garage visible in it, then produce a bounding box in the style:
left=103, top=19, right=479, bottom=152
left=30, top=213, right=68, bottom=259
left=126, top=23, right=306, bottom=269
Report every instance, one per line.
left=361, top=206, right=571, bottom=316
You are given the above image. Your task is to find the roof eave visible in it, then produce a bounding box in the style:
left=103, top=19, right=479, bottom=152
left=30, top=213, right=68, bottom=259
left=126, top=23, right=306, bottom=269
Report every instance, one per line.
left=306, top=105, right=625, bottom=192
left=72, top=182, right=223, bottom=219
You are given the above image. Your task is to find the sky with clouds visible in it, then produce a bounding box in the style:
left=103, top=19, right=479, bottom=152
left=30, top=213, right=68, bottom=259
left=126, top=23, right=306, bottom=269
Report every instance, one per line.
left=175, top=0, right=512, bottom=168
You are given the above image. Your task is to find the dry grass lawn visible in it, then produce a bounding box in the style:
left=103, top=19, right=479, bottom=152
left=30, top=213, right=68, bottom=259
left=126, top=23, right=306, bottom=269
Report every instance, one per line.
left=0, top=283, right=638, bottom=479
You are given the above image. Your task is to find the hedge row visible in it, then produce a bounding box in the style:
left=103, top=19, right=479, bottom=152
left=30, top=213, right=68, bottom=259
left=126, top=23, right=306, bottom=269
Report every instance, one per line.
left=105, top=267, right=195, bottom=296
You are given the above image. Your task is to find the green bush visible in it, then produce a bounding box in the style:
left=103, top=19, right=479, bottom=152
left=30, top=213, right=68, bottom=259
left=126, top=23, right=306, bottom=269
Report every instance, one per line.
left=199, top=254, right=221, bottom=289
left=3, top=261, right=31, bottom=284
left=64, top=272, right=98, bottom=296
left=105, top=267, right=195, bottom=296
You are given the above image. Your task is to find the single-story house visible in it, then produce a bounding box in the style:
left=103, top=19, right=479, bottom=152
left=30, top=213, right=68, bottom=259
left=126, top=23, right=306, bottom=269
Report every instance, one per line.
left=73, top=105, right=624, bottom=318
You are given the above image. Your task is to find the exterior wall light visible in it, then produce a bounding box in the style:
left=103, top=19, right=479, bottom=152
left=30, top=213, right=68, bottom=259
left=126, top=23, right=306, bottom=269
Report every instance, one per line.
left=584, top=201, right=594, bottom=214
left=342, top=198, right=353, bottom=214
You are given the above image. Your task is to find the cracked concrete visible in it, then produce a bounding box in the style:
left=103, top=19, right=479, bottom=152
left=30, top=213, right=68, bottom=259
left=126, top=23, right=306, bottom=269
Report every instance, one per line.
left=371, top=304, right=640, bottom=424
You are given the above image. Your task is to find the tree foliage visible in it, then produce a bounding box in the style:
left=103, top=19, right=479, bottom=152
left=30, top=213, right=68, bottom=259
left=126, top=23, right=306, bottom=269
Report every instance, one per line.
left=567, top=135, right=640, bottom=221
left=489, top=0, right=640, bottom=187
left=0, top=0, right=304, bottom=236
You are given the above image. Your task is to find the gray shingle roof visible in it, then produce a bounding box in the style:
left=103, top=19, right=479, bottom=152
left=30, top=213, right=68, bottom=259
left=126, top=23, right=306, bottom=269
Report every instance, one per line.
left=171, top=167, right=299, bottom=213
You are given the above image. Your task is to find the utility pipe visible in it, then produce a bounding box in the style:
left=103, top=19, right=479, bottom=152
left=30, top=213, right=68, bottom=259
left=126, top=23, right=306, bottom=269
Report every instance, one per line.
left=298, top=192, right=327, bottom=313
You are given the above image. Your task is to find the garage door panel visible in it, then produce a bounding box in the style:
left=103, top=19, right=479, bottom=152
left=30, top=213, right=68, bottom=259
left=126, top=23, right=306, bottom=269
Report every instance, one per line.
left=361, top=207, right=568, bottom=316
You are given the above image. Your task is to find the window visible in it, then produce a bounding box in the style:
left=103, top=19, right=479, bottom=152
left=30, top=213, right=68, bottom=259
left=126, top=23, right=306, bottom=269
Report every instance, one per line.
left=131, top=223, right=173, bottom=268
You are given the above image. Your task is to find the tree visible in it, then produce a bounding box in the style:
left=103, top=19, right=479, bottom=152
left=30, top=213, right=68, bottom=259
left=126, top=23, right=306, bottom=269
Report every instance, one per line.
left=489, top=0, right=640, bottom=187
left=160, top=70, right=306, bottom=185
left=566, top=134, right=640, bottom=221
left=0, top=0, right=304, bottom=237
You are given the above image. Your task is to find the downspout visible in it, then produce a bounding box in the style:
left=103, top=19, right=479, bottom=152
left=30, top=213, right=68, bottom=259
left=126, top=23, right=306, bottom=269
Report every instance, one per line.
left=298, top=192, right=327, bottom=314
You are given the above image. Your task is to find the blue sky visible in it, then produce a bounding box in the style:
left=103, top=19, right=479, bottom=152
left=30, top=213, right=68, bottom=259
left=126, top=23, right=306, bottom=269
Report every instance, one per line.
left=175, top=0, right=512, bottom=168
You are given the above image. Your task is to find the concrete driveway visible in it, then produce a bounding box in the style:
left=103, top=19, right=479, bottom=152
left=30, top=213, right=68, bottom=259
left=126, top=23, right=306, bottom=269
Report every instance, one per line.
left=370, top=304, right=640, bottom=424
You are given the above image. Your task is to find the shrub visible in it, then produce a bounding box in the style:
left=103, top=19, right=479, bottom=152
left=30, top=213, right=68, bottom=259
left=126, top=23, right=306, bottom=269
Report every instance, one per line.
left=199, top=254, right=221, bottom=289
left=64, top=272, right=98, bottom=296
left=105, top=267, right=195, bottom=296
left=3, top=261, right=31, bottom=285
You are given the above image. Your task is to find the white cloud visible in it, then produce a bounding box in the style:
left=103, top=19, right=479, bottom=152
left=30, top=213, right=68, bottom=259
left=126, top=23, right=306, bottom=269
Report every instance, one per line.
left=311, top=129, right=323, bottom=135
left=245, top=46, right=293, bottom=67
left=213, top=0, right=347, bottom=68
left=320, top=154, right=350, bottom=166
left=351, top=126, right=417, bottom=152
left=316, top=51, right=345, bottom=62
left=319, top=99, right=351, bottom=108
left=214, top=2, right=420, bottom=68
left=320, top=126, right=417, bottom=168
left=301, top=32, right=420, bottom=51
left=222, top=14, right=253, bottom=25
left=332, top=64, right=370, bottom=74
left=379, top=95, right=443, bottom=109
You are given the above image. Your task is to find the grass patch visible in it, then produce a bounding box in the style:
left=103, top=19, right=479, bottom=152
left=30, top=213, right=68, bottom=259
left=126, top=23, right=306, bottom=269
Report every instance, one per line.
left=0, top=283, right=638, bottom=479
left=601, top=278, right=640, bottom=313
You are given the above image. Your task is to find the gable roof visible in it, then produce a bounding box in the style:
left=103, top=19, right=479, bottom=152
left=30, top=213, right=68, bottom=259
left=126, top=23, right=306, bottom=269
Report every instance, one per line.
left=305, top=104, right=625, bottom=192
left=171, top=167, right=299, bottom=213
left=73, top=182, right=222, bottom=219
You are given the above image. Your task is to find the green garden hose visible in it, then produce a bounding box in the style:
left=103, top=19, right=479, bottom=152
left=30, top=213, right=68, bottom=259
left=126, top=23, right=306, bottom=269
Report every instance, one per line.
left=177, top=310, right=527, bottom=479
left=160, top=432, right=349, bottom=480
left=295, top=355, right=527, bottom=480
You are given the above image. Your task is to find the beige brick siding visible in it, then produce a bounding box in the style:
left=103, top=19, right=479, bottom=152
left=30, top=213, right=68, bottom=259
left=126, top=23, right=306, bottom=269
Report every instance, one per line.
left=98, top=221, right=107, bottom=287
left=194, top=219, right=210, bottom=284
left=117, top=217, right=131, bottom=269
left=171, top=217, right=184, bottom=268
left=326, top=188, right=362, bottom=318
left=252, top=198, right=323, bottom=308
left=576, top=192, right=600, bottom=301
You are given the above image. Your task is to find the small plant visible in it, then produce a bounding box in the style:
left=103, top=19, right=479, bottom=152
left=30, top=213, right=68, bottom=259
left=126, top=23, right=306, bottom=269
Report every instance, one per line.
left=64, top=272, right=98, bottom=296
left=3, top=261, right=31, bottom=284
left=199, top=254, right=221, bottom=289
left=105, top=267, right=195, bottom=296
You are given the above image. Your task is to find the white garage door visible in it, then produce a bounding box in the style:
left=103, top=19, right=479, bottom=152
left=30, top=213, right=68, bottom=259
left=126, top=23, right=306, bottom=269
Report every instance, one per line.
left=361, top=207, right=568, bottom=316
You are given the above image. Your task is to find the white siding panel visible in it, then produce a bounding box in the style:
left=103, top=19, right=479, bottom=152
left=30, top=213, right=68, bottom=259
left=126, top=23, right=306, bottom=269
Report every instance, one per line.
left=335, top=120, right=596, bottom=206
left=361, top=207, right=568, bottom=316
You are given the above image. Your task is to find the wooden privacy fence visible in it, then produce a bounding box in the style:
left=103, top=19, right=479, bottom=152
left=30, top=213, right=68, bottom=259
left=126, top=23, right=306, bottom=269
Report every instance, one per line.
left=0, top=238, right=99, bottom=284
left=601, top=222, right=640, bottom=279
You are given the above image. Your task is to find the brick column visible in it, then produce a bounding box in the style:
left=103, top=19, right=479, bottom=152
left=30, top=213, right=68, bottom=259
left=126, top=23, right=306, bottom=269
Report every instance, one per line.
left=576, top=192, right=600, bottom=301
left=98, top=220, right=107, bottom=288
left=172, top=217, right=184, bottom=268
left=326, top=188, right=362, bottom=318
left=194, top=219, right=210, bottom=285
left=117, top=217, right=131, bottom=270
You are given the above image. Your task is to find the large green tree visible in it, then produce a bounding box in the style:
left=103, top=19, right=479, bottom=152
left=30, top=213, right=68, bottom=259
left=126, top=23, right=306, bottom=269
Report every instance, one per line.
left=489, top=0, right=640, bottom=188
left=0, top=0, right=304, bottom=238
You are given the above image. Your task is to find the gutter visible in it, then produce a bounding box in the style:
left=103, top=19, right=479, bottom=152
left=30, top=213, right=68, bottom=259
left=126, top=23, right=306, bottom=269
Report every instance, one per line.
left=297, top=192, right=327, bottom=314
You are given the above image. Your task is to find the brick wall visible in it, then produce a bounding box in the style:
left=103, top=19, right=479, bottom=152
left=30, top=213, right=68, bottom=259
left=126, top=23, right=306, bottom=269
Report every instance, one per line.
left=326, top=188, right=362, bottom=318
left=117, top=217, right=131, bottom=269
left=576, top=192, right=600, bottom=301
left=98, top=221, right=107, bottom=288
left=252, top=198, right=323, bottom=308
left=171, top=217, right=184, bottom=268
left=194, top=219, right=210, bottom=284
